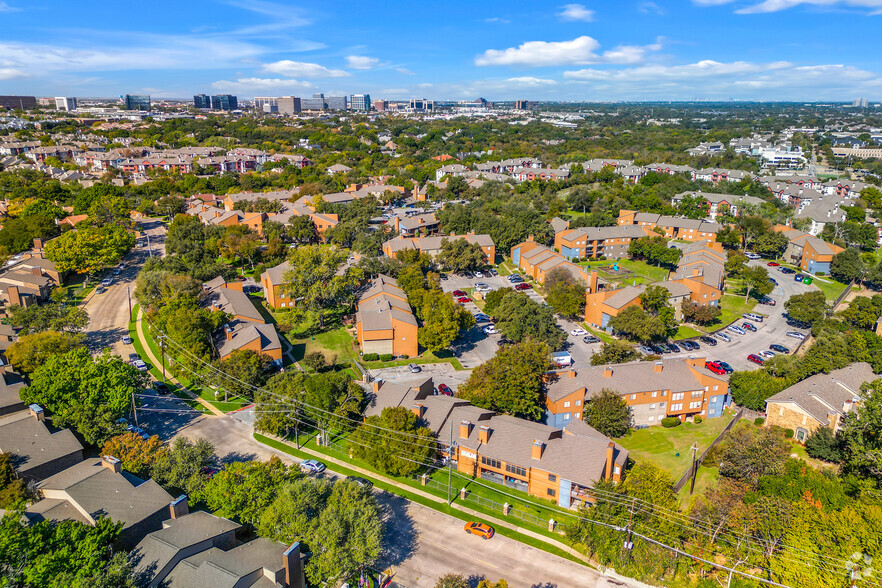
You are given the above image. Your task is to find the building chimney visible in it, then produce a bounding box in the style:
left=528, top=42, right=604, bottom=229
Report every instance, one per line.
left=654, top=362, right=664, bottom=373
left=31, top=267, right=42, bottom=277
left=32, top=238, right=43, bottom=250
left=459, top=420, right=472, bottom=439
left=478, top=425, right=491, bottom=444
left=28, top=403, right=44, bottom=421
left=531, top=440, right=545, bottom=460
left=412, top=403, right=426, bottom=418
left=605, top=442, right=615, bottom=479
left=101, top=455, right=122, bottom=474
left=169, top=495, right=189, bottom=519
left=7, top=286, right=21, bottom=307
left=603, top=366, right=613, bottom=378
left=589, top=270, right=598, bottom=294
left=568, top=369, right=577, bottom=379
left=283, top=542, right=305, bottom=588
left=372, top=379, right=382, bottom=393
left=224, top=324, right=234, bottom=340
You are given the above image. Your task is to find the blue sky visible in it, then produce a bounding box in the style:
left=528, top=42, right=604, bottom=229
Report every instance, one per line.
left=1, top=0, right=881, bottom=101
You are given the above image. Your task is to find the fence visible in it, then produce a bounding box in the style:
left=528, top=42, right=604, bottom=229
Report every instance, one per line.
left=672, top=408, right=744, bottom=492
left=831, top=278, right=856, bottom=312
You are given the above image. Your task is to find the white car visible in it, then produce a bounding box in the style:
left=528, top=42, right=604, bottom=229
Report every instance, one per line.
left=570, top=328, right=587, bottom=337
left=475, top=282, right=489, bottom=289
left=474, top=271, right=484, bottom=279
left=786, top=331, right=807, bottom=340
left=132, top=359, right=149, bottom=371
left=728, top=325, right=746, bottom=335
left=745, top=252, right=761, bottom=260
left=714, top=332, right=731, bottom=342
left=759, top=350, right=776, bottom=359
left=483, top=325, right=498, bottom=335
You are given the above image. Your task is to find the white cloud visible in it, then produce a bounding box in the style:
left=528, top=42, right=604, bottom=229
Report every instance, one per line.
left=505, top=76, right=558, bottom=86
left=0, top=1, right=20, bottom=12
left=211, top=77, right=315, bottom=93
left=694, top=0, right=882, bottom=13
left=0, top=68, right=28, bottom=79
left=484, top=16, right=512, bottom=23
left=261, top=60, right=350, bottom=78
left=638, top=1, right=666, bottom=13
left=396, top=67, right=416, bottom=75
left=564, top=59, right=793, bottom=81
left=558, top=3, right=596, bottom=21
left=475, top=36, right=662, bottom=67
left=345, top=55, right=380, bottom=70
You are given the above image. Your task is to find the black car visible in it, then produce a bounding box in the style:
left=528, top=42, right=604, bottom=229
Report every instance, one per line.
left=716, top=361, right=734, bottom=374
left=497, top=338, right=513, bottom=346
left=345, top=476, right=373, bottom=490
left=780, top=267, right=795, bottom=274
left=699, top=336, right=717, bottom=347
left=154, top=382, right=170, bottom=395
left=770, top=344, right=791, bottom=354
left=667, top=342, right=681, bottom=353
left=656, top=343, right=672, bottom=354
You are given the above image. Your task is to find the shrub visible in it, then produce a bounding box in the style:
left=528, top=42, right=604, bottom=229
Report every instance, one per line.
left=661, top=417, right=681, bottom=428
left=303, top=351, right=326, bottom=372
left=401, top=354, right=409, bottom=359
left=754, top=417, right=766, bottom=426
left=693, top=415, right=703, bottom=424
left=379, top=353, right=394, bottom=362
left=784, top=428, right=794, bottom=439
left=804, top=426, right=842, bottom=462
left=362, top=353, right=379, bottom=361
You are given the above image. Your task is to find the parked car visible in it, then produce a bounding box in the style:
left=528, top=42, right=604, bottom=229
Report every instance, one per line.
left=122, top=335, right=133, bottom=344
left=300, top=460, right=326, bottom=474
left=716, top=361, right=734, bottom=374
left=508, top=274, right=523, bottom=282
left=462, top=272, right=473, bottom=279
left=637, top=345, right=654, bottom=354
left=705, top=361, right=726, bottom=375
left=769, top=278, right=778, bottom=286
left=667, top=342, right=681, bottom=352
left=437, top=384, right=453, bottom=396
left=487, top=268, right=498, bottom=276
left=747, top=354, right=765, bottom=365
left=474, top=313, right=491, bottom=323
left=760, top=297, right=777, bottom=306
left=457, top=296, right=471, bottom=303
left=741, top=322, right=757, bottom=332
left=650, top=344, right=667, bottom=354
left=475, top=282, right=489, bottom=289
left=728, top=325, right=746, bottom=335
left=787, top=331, right=807, bottom=340
left=743, top=313, right=764, bottom=322
left=154, top=382, right=170, bottom=395
left=128, top=353, right=140, bottom=362
left=683, top=340, right=700, bottom=351
left=482, top=325, right=498, bottom=335
left=464, top=522, right=495, bottom=540
left=745, top=252, right=761, bottom=260
left=112, top=268, right=120, bottom=276
left=408, top=363, right=422, bottom=373
left=715, top=331, right=731, bottom=342
left=497, top=338, right=513, bottom=346
left=133, top=360, right=149, bottom=371
left=780, top=267, right=795, bottom=274
left=475, top=285, right=492, bottom=293
left=794, top=274, right=804, bottom=282
left=96, top=286, right=107, bottom=294
left=656, top=343, right=672, bottom=353
left=474, top=271, right=484, bottom=279
left=767, top=262, right=780, bottom=267
left=101, top=278, right=113, bottom=287
left=452, top=290, right=466, bottom=297
left=514, top=283, right=532, bottom=290
left=770, top=344, right=791, bottom=353
left=570, top=328, right=587, bottom=337
left=345, top=476, right=373, bottom=490
left=583, top=335, right=601, bottom=344
left=759, top=350, right=776, bottom=359
left=699, top=336, right=717, bottom=347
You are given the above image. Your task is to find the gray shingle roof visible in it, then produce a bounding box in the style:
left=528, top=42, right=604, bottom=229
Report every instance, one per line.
left=0, top=413, right=83, bottom=478
left=766, top=362, right=876, bottom=426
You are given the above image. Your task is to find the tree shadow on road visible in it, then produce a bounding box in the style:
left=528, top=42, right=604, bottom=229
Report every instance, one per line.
left=218, top=451, right=261, bottom=464
left=87, top=325, right=130, bottom=353
left=376, top=492, right=419, bottom=569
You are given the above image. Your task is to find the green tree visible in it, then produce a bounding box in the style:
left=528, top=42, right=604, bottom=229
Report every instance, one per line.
left=840, top=295, right=882, bottom=331
left=715, top=225, right=742, bottom=249
left=0, top=452, right=30, bottom=508
left=741, top=264, right=773, bottom=301
left=590, top=340, right=641, bottom=365
left=8, top=303, right=89, bottom=334
left=676, top=194, right=709, bottom=219
left=5, top=330, right=82, bottom=373
left=87, top=194, right=132, bottom=227
left=350, top=406, right=436, bottom=476
left=283, top=245, right=364, bottom=327
left=211, top=349, right=273, bottom=401
left=435, top=574, right=470, bottom=588
left=457, top=339, right=551, bottom=420
left=303, top=350, right=327, bottom=371
left=482, top=288, right=509, bottom=315
left=44, top=224, right=134, bottom=274
left=150, top=436, right=216, bottom=496
left=491, top=290, right=566, bottom=349
left=728, top=369, right=791, bottom=411
left=831, top=247, right=866, bottom=282
left=413, top=288, right=475, bottom=352
left=544, top=267, right=587, bottom=319
left=608, top=305, right=670, bottom=343
left=101, top=433, right=167, bottom=479
left=583, top=388, right=632, bottom=437
left=714, top=424, right=790, bottom=486
left=680, top=300, right=721, bottom=325
left=803, top=427, right=842, bottom=463
left=21, top=348, right=149, bottom=445
left=839, top=379, right=882, bottom=483
left=784, top=290, right=827, bottom=327
left=628, top=236, right=682, bottom=268
left=199, top=457, right=300, bottom=526
left=725, top=250, right=749, bottom=277
left=753, top=231, right=789, bottom=259
left=437, top=238, right=487, bottom=272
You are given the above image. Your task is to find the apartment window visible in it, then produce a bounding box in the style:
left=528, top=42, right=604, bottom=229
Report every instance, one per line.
left=564, top=413, right=570, bottom=420
left=704, top=386, right=709, bottom=392
left=690, top=401, right=702, bottom=410
left=575, top=400, right=581, bottom=406
left=548, top=474, right=557, bottom=482
left=661, top=391, right=667, bottom=397
left=648, top=416, right=655, bottom=422
left=672, top=393, right=684, bottom=401
left=692, top=391, right=704, bottom=398
left=574, top=412, right=580, bottom=419
left=505, top=464, right=527, bottom=477
left=651, top=391, right=657, bottom=398
left=564, top=401, right=571, bottom=408
left=631, top=394, right=637, bottom=400
left=713, top=385, right=719, bottom=391
left=671, top=403, right=683, bottom=411
left=481, top=456, right=501, bottom=469
left=649, top=403, right=656, bottom=409
left=547, top=488, right=556, bottom=497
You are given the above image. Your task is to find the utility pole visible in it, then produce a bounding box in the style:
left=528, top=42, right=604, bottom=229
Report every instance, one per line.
left=623, top=498, right=636, bottom=557
left=131, top=392, right=139, bottom=428
left=160, top=335, right=166, bottom=382
left=126, top=286, right=133, bottom=322
left=448, top=419, right=454, bottom=505
left=690, top=442, right=700, bottom=494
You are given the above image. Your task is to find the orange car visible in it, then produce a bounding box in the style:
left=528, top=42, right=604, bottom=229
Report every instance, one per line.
left=464, top=521, right=495, bottom=539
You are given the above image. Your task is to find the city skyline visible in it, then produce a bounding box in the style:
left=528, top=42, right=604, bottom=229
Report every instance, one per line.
left=2, top=0, right=882, bottom=101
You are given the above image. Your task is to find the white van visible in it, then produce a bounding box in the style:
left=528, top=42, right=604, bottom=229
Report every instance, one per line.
left=743, top=313, right=764, bottom=323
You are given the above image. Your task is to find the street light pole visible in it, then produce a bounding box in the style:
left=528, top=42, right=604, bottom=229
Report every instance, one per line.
left=447, top=419, right=453, bottom=505
left=131, top=392, right=139, bottom=429
left=160, top=335, right=166, bottom=382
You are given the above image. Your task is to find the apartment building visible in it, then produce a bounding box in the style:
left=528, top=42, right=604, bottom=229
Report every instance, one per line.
left=554, top=224, right=648, bottom=260
left=366, top=377, right=628, bottom=509
left=435, top=164, right=470, bottom=181
left=382, top=233, right=496, bottom=265
left=260, top=261, right=293, bottom=309
left=510, top=238, right=591, bottom=284
left=355, top=275, right=418, bottom=358
left=510, top=167, right=570, bottom=182
left=671, top=191, right=765, bottom=220
left=0, top=406, right=84, bottom=481
left=691, top=168, right=751, bottom=184
left=765, top=362, right=875, bottom=442
left=545, top=358, right=730, bottom=428
left=392, top=213, right=441, bottom=237
left=617, top=210, right=721, bottom=242
left=643, top=163, right=695, bottom=176
left=773, top=226, right=843, bottom=274
left=203, top=277, right=283, bottom=363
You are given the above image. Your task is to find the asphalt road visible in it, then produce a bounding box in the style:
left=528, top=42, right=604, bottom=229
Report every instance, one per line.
left=82, top=219, right=167, bottom=358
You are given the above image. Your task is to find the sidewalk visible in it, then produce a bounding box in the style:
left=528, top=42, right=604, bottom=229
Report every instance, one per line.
left=135, top=308, right=225, bottom=417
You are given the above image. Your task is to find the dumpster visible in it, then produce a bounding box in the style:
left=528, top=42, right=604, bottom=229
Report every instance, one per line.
left=803, top=277, right=813, bottom=285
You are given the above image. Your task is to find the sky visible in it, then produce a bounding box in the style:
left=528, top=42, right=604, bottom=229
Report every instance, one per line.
left=1, top=0, right=881, bottom=101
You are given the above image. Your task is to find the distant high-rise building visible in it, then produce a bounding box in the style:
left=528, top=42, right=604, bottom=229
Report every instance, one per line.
left=409, top=98, right=433, bottom=111
left=852, top=97, right=869, bottom=108
left=210, top=95, right=238, bottom=110
left=374, top=100, right=387, bottom=112
left=277, top=96, right=301, bottom=114
left=124, top=94, right=151, bottom=111
left=253, top=97, right=278, bottom=110
left=263, top=103, right=279, bottom=113
left=349, top=94, right=371, bottom=112
left=326, top=96, right=347, bottom=111
left=55, top=97, right=77, bottom=111
left=514, top=100, right=538, bottom=110
left=0, top=96, right=37, bottom=110
left=301, top=96, right=325, bottom=110
left=193, top=94, right=211, bottom=109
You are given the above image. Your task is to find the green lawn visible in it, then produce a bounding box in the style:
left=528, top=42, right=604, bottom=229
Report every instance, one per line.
left=497, top=261, right=516, bottom=276
left=617, top=410, right=736, bottom=481
left=674, top=325, right=705, bottom=339
left=678, top=466, right=720, bottom=509
left=714, top=293, right=758, bottom=327
left=811, top=278, right=849, bottom=302
left=361, top=350, right=465, bottom=371
left=289, top=325, right=357, bottom=363
left=578, top=258, right=670, bottom=286
left=582, top=324, right=615, bottom=344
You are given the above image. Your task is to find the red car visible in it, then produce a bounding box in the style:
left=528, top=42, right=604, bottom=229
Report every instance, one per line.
left=741, top=322, right=757, bottom=332
left=705, top=361, right=726, bottom=375
left=457, top=296, right=471, bottom=303
left=437, top=384, right=453, bottom=396
left=452, top=290, right=466, bottom=297
left=514, top=283, right=532, bottom=290
left=747, top=354, right=765, bottom=365
left=767, top=262, right=780, bottom=267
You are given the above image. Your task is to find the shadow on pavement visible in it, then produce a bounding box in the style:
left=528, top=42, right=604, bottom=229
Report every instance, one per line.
left=376, top=492, right=419, bottom=570
left=136, top=392, right=202, bottom=440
